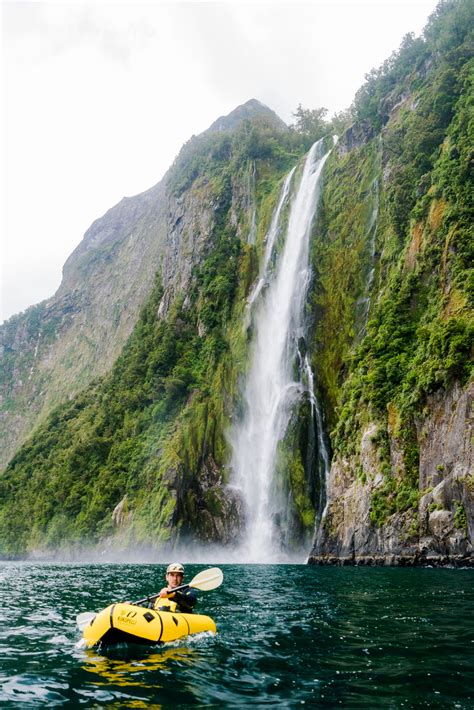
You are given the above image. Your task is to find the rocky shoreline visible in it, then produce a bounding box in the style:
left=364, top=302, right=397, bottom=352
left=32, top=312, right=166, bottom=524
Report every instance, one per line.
left=308, top=553, right=474, bottom=567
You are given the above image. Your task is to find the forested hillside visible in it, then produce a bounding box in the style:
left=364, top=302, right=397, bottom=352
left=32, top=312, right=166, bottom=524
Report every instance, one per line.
left=309, top=0, right=473, bottom=564
left=0, top=105, right=313, bottom=554
left=0, top=0, right=472, bottom=562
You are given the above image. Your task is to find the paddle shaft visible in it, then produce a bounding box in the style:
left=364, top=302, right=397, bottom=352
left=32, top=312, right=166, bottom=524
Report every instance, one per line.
left=133, top=581, right=190, bottom=606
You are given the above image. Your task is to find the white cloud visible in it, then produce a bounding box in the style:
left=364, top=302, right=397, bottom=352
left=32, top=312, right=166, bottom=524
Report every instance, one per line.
left=1, top=0, right=438, bottom=322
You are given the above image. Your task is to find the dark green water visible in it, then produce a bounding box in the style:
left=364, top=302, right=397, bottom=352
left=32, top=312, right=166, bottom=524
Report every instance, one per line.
left=0, top=562, right=473, bottom=708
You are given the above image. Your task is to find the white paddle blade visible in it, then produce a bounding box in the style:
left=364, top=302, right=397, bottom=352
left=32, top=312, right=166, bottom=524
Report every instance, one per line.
left=189, top=567, right=223, bottom=591
left=76, top=611, right=96, bottom=631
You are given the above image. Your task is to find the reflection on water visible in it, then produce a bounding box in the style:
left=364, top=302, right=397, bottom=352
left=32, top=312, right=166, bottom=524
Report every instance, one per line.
left=83, top=645, right=196, bottom=688
left=0, top=563, right=473, bottom=707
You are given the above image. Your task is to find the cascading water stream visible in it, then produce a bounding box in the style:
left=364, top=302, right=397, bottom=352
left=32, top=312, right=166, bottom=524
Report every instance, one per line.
left=230, top=139, right=331, bottom=562
left=245, top=166, right=296, bottom=321
left=302, top=353, right=331, bottom=516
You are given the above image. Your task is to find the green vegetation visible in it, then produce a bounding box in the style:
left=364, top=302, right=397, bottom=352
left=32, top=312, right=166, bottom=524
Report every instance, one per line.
left=310, top=141, right=380, bottom=428
left=308, top=0, right=473, bottom=529
left=0, top=119, right=311, bottom=556
left=274, top=398, right=320, bottom=545
left=167, top=116, right=303, bottom=197
left=331, top=49, right=473, bottom=448
left=353, top=0, right=473, bottom=131
left=0, top=300, right=75, bottom=414
left=1, top=0, right=472, bottom=553
left=453, top=502, right=467, bottom=532
left=0, top=193, right=244, bottom=551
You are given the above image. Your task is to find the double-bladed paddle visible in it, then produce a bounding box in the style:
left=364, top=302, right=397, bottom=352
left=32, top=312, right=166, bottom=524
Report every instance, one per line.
left=76, top=567, right=223, bottom=631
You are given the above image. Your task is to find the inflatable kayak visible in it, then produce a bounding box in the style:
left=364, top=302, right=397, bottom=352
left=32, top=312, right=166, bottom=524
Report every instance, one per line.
left=82, top=602, right=216, bottom=648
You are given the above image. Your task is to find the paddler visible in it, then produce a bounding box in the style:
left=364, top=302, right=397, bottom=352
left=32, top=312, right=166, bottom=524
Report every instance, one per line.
left=149, top=562, right=198, bottom=613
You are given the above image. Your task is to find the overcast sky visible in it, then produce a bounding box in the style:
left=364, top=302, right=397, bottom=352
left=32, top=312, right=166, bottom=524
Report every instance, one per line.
left=1, top=0, right=439, bottom=323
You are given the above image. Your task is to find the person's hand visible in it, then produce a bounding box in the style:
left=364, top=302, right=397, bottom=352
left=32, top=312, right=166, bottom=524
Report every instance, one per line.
left=159, top=586, right=173, bottom=598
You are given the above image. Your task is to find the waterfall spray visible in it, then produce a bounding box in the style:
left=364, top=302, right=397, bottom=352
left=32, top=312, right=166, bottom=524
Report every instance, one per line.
left=230, top=139, right=331, bottom=562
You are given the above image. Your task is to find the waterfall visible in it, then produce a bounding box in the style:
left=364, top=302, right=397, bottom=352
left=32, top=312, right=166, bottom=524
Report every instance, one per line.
left=245, top=166, right=295, bottom=323
left=302, top=353, right=331, bottom=518
left=230, top=139, right=331, bottom=562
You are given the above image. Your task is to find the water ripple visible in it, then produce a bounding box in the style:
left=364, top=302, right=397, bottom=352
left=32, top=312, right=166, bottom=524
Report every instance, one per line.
left=0, top=563, right=473, bottom=707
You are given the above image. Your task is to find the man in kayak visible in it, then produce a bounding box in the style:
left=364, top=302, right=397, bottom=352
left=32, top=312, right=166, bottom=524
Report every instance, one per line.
left=151, top=562, right=198, bottom=613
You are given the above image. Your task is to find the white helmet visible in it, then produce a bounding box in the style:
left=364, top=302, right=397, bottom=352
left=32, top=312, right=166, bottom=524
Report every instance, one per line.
left=166, top=562, right=184, bottom=574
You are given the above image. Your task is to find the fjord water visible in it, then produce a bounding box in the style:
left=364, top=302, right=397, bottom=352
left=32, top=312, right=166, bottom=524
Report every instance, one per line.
left=1, top=562, right=473, bottom=707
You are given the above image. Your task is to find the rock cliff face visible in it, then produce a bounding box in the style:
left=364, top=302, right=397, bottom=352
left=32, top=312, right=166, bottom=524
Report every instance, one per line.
left=0, top=99, right=288, bottom=555
left=0, top=100, right=272, bottom=472
left=309, top=382, right=473, bottom=566
left=308, top=0, right=473, bottom=566
left=0, top=181, right=168, bottom=470
left=207, top=98, right=288, bottom=134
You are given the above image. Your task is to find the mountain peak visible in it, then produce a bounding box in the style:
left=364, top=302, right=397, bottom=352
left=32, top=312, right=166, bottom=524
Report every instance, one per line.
left=207, top=99, right=288, bottom=134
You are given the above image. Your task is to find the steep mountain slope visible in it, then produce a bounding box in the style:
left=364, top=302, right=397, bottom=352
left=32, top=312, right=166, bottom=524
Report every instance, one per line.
left=308, top=0, right=473, bottom=565
left=0, top=180, right=167, bottom=471
left=0, top=100, right=285, bottom=471
left=0, top=2, right=472, bottom=563
left=0, top=101, right=303, bottom=555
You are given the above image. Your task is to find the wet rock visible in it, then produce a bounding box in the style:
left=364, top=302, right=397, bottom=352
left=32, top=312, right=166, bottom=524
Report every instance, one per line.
left=427, top=509, right=453, bottom=538
left=337, top=120, right=374, bottom=157
left=309, top=381, right=473, bottom=566
left=112, top=495, right=133, bottom=527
